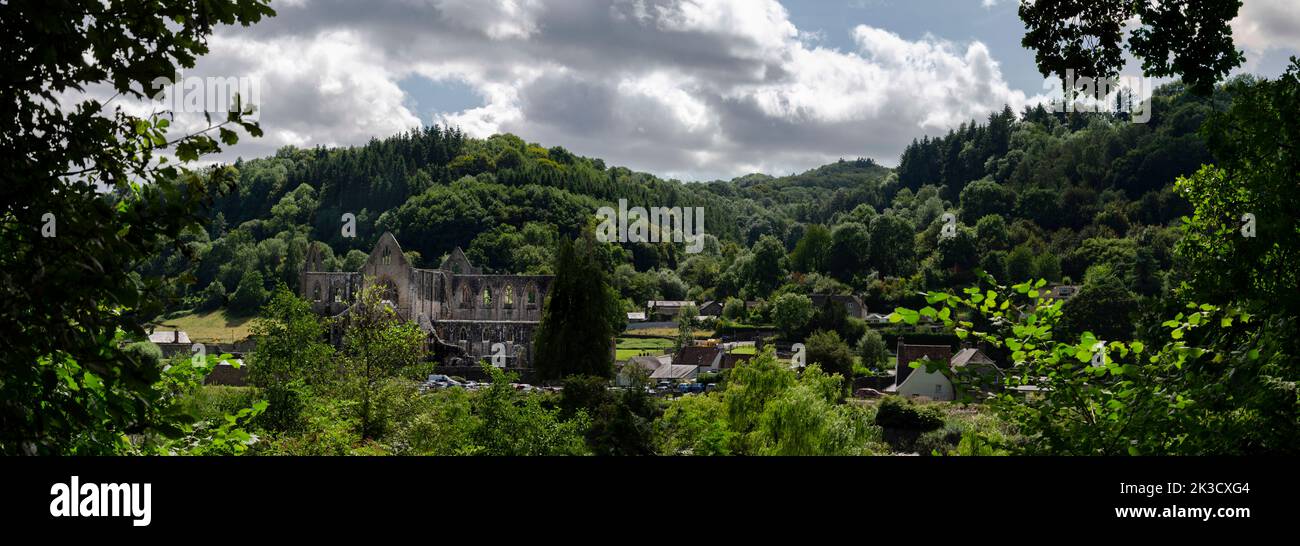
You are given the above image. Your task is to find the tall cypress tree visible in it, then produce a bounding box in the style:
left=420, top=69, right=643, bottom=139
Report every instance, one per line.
left=533, top=230, right=617, bottom=381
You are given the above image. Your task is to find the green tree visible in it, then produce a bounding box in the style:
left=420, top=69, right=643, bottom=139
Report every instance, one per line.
left=894, top=279, right=1285, bottom=454
left=827, top=222, right=871, bottom=282
left=1034, top=253, right=1063, bottom=283
left=772, top=293, right=814, bottom=339
left=229, top=270, right=270, bottom=316
left=534, top=231, right=618, bottom=380
left=974, top=214, right=1009, bottom=253
left=789, top=224, right=832, bottom=273
left=805, top=330, right=855, bottom=387
left=472, top=365, right=590, bottom=455
left=857, top=329, right=889, bottom=372
left=1018, top=0, right=1243, bottom=94
left=1170, top=63, right=1300, bottom=452
left=0, top=0, right=273, bottom=455
left=1056, top=276, right=1137, bottom=342
left=868, top=213, right=916, bottom=277
left=338, top=284, right=427, bottom=440
left=247, top=286, right=335, bottom=433
left=198, top=280, right=228, bottom=312
left=938, top=226, right=979, bottom=272
left=980, top=251, right=1008, bottom=282
left=674, top=304, right=699, bottom=353
left=561, top=374, right=660, bottom=456
left=722, top=297, right=748, bottom=321
left=1005, top=245, right=1037, bottom=283
left=959, top=179, right=1016, bottom=223
left=747, top=235, right=788, bottom=296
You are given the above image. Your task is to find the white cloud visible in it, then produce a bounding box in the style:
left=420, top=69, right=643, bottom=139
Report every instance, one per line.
left=434, top=0, right=546, bottom=40
left=1233, top=0, right=1300, bottom=56
left=178, top=0, right=1034, bottom=180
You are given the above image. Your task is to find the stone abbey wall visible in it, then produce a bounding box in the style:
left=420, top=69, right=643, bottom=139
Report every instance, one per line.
left=301, top=232, right=553, bottom=368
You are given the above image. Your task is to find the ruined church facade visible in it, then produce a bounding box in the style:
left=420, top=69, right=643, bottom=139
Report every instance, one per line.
left=300, top=232, right=553, bottom=369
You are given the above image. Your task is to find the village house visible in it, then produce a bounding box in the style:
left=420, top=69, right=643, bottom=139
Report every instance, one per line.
left=647, top=300, right=698, bottom=320
left=720, top=352, right=754, bottom=370
left=886, top=341, right=1001, bottom=401
left=617, top=355, right=671, bottom=387
left=1046, top=284, right=1083, bottom=301
left=650, top=363, right=700, bottom=382
left=809, top=294, right=868, bottom=319
left=697, top=300, right=724, bottom=317
left=673, top=345, right=724, bottom=372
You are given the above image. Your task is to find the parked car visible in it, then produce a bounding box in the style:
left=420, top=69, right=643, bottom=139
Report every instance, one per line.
left=423, top=374, right=464, bottom=390
left=854, top=388, right=884, bottom=399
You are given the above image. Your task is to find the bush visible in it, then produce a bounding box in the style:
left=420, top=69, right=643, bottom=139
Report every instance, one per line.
left=178, top=386, right=261, bottom=422
left=123, top=341, right=163, bottom=369
left=857, top=329, right=888, bottom=371
left=229, top=270, right=269, bottom=316
left=772, top=293, right=814, bottom=338
left=874, top=397, right=944, bottom=431
left=560, top=375, right=613, bottom=418
left=914, top=424, right=965, bottom=455
left=722, top=298, right=748, bottom=321
left=804, top=330, right=855, bottom=382
left=198, top=280, right=227, bottom=311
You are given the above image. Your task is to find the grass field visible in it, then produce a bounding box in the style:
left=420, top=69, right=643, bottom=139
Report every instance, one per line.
left=156, top=308, right=255, bottom=343
left=631, top=326, right=715, bottom=339
left=616, top=337, right=675, bottom=361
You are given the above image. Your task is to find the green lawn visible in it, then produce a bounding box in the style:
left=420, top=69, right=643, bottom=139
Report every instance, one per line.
left=730, top=344, right=757, bottom=355
left=156, top=308, right=255, bottom=343
left=616, top=337, right=675, bottom=361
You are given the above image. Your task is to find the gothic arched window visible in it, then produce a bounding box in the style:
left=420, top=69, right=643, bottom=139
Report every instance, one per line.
left=525, top=283, right=539, bottom=308
left=504, top=285, right=515, bottom=308
left=382, top=246, right=392, bottom=265
left=481, top=287, right=492, bottom=308
left=312, top=282, right=322, bottom=302
left=460, top=284, right=473, bottom=309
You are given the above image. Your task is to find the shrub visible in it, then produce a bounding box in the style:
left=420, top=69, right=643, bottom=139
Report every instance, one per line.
left=198, top=280, right=227, bottom=311
left=772, top=293, right=814, bottom=338
left=804, top=330, right=855, bottom=383
left=722, top=298, right=748, bottom=321
left=123, top=341, right=163, bottom=369
left=874, top=397, right=944, bottom=431
left=178, top=386, right=262, bottom=422
left=856, top=329, right=888, bottom=371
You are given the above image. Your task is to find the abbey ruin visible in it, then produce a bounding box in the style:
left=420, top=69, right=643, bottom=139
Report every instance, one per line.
left=300, top=233, right=553, bottom=369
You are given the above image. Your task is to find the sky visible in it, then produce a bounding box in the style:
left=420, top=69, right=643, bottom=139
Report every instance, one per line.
left=137, top=0, right=1300, bottom=181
